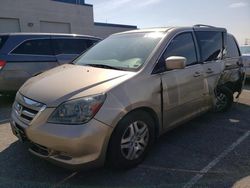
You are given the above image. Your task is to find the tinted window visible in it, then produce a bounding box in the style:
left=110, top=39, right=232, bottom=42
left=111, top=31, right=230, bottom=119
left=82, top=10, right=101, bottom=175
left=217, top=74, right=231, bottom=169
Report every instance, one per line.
left=196, top=31, right=223, bottom=62
left=0, top=36, right=9, bottom=49
left=12, top=39, right=53, bottom=55
left=84, top=39, right=98, bottom=49
left=163, top=32, right=197, bottom=66
left=226, top=35, right=240, bottom=58
left=53, top=39, right=94, bottom=55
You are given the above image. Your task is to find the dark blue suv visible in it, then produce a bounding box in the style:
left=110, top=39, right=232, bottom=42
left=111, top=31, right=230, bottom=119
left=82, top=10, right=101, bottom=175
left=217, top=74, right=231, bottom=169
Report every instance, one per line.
left=0, top=33, right=100, bottom=93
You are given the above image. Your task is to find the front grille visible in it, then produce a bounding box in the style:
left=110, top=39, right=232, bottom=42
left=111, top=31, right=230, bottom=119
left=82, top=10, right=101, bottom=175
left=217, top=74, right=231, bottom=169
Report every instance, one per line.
left=13, top=94, right=46, bottom=125
left=28, top=142, right=72, bottom=160
left=29, top=142, right=50, bottom=156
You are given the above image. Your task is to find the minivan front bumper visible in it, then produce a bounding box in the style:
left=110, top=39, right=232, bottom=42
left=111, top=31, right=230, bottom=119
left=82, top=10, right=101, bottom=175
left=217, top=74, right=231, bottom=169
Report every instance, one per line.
left=10, top=105, right=113, bottom=169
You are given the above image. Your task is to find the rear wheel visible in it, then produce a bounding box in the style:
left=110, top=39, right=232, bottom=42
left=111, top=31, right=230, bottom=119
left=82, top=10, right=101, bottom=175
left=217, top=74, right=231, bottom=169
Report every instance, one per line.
left=107, top=111, right=155, bottom=169
left=215, top=87, right=233, bottom=112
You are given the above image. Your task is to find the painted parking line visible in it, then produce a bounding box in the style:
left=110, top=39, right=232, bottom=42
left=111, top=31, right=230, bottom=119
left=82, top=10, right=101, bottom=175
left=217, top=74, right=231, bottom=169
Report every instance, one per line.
left=53, top=172, right=78, bottom=188
left=0, top=119, right=10, bottom=124
left=140, top=165, right=230, bottom=175
left=183, top=131, right=250, bottom=188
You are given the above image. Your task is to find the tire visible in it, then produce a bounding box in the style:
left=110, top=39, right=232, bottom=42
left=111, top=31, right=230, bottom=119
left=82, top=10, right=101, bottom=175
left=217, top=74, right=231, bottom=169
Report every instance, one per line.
left=107, top=110, right=155, bottom=169
left=214, top=86, right=233, bottom=112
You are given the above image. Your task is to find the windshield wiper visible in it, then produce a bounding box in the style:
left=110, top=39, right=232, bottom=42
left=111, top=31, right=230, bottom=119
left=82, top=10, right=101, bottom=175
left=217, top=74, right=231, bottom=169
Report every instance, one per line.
left=84, top=64, right=125, bottom=71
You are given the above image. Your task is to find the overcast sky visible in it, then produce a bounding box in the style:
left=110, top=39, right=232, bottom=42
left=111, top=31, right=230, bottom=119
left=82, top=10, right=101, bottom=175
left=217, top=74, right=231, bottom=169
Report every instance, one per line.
left=86, top=0, right=250, bottom=45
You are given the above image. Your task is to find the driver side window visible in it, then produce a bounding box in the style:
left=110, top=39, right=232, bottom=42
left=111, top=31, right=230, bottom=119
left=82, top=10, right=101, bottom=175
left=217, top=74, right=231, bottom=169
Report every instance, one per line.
left=153, top=32, right=198, bottom=73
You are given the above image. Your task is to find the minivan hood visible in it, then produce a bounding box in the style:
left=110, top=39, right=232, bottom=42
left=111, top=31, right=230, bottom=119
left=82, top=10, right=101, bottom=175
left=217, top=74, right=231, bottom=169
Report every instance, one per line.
left=19, top=64, right=134, bottom=107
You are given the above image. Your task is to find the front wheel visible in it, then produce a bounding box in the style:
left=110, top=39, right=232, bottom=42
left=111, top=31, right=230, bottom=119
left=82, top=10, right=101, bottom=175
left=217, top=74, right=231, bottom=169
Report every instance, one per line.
left=107, top=111, right=155, bottom=169
left=214, top=87, right=233, bottom=112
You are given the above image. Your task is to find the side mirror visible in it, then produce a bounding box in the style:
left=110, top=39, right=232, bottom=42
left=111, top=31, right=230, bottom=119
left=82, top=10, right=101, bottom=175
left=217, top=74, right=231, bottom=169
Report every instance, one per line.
left=165, top=56, right=186, bottom=70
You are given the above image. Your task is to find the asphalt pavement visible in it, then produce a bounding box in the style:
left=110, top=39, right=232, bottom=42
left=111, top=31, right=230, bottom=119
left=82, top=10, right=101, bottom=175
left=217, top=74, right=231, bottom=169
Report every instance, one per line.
left=0, top=84, right=250, bottom=188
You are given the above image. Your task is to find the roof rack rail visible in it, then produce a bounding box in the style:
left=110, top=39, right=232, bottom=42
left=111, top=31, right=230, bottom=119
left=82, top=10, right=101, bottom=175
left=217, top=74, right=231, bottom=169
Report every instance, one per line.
left=193, top=24, right=217, bottom=28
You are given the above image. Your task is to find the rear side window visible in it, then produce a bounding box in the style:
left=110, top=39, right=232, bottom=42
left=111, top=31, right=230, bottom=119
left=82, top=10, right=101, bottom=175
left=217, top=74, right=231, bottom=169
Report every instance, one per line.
left=195, top=31, right=223, bottom=62
left=53, top=38, right=95, bottom=55
left=0, top=36, right=9, bottom=49
left=163, top=32, right=198, bottom=66
left=226, top=35, right=240, bottom=58
left=12, top=39, right=53, bottom=55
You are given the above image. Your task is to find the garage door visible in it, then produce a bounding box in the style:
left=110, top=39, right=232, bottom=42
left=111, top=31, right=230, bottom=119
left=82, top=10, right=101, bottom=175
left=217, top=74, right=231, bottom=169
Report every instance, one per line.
left=0, top=18, right=20, bottom=33
left=40, top=21, right=71, bottom=34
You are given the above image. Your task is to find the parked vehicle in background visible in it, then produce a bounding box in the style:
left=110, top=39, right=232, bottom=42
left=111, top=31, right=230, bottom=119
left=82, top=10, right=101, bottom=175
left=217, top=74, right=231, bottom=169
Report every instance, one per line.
left=240, top=45, right=250, bottom=55
left=10, top=25, right=245, bottom=169
left=0, top=33, right=100, bottom=93
left=240, top=45, right=250, bottom=78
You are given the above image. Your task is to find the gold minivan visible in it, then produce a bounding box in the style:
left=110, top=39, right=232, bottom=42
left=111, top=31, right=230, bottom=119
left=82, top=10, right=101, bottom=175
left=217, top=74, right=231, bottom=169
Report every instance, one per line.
left=10, top=25, right=245, bottom=169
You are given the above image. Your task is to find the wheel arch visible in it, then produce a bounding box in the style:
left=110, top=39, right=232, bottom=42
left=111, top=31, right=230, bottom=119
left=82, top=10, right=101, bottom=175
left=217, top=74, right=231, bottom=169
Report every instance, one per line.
left=128, top=107, right=161, bottom=138
left=105, top=106, right=161, bottom=168
left=110, top=106, right=161, bottom=143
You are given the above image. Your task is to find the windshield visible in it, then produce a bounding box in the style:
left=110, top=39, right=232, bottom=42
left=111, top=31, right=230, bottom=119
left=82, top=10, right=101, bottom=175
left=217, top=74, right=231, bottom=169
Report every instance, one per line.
left=74, top=32, right=165, bottom=71
left=240, top=46, right=250, bottom=55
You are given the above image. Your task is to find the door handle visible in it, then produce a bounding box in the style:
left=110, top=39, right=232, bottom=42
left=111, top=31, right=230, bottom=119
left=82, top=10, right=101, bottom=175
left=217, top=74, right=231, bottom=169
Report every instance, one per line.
left=206, top=68, right=214, bottom=74
left=193, top=72, right=201, bottom=77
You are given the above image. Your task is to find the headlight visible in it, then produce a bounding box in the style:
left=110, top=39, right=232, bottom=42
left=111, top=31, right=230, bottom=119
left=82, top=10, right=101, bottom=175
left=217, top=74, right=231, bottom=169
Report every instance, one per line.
left=48, top=94, right=106, bottom=124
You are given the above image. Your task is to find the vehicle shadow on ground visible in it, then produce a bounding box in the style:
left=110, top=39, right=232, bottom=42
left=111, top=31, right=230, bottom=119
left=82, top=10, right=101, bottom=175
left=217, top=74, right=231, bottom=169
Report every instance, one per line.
left=0, top=95, right=15, bottom=121
left=0, top=142, right=74, bottom=187
left=0, top=94, right=15, bottom=105
left=244, top=79, right=250, bottom=90
left=0, top=103, right=250, bottom=187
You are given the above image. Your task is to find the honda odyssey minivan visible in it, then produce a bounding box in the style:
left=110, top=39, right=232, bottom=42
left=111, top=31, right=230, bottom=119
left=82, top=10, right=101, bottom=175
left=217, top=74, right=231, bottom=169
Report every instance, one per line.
left=10, top=25, right=245, bottom=169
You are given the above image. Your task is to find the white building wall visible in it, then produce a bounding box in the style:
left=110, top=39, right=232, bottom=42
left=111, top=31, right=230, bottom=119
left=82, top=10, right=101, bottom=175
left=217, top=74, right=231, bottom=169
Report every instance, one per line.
left=0, top=18, right=21, bottom=33
left=0, top=0, right=137, bottom=38
left=0, top=0, right=94, bottom=34
left=40, top=21, right=71, bottom=33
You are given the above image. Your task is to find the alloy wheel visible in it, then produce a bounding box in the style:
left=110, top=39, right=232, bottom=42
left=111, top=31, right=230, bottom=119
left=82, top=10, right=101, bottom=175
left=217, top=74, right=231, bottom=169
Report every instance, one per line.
left=216, top=92, right=228, bottom=111
left=120, top=121, right=149, bottom=160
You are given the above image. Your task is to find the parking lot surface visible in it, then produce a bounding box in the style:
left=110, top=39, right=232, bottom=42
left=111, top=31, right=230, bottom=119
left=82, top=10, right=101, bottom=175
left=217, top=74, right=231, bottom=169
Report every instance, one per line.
left=0, top=84, right=250, bottom=188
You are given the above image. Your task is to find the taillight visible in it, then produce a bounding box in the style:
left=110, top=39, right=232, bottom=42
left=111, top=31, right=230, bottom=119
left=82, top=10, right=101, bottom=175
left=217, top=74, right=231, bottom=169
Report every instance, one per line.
left=0, top=60, right=6, bottom=70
